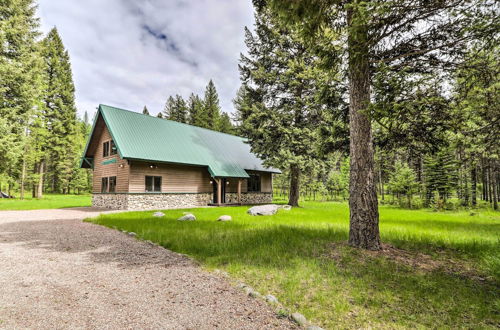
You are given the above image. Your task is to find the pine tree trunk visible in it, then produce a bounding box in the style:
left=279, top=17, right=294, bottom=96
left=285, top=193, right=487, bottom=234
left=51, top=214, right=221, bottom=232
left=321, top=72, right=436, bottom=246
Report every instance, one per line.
left=482, top=158, right=487, bottom=201
left=471, top=165, right=477, bottom=207
left=492, top=160, right=498, bottom=210
left=288, top=164, right=300, bottom=206
left=487, top=161, right=493, bottom=206
left=20, top=156, right=26, bottom=200
left=36, top=160, right=44, bottom=198
left=346, top=4, right=381, bottom=250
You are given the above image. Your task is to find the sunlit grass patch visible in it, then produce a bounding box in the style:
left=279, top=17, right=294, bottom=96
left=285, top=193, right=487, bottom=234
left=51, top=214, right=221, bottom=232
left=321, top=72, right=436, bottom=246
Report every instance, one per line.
left=90, top=202, right=500, bottom=329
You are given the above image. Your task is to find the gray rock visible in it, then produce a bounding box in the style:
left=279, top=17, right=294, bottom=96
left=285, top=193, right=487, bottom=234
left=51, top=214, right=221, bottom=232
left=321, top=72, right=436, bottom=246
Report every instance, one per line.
left=217, top=215, right=232, bottom=221
left=152, top=211, right=165, bottom=217
left=177, top=214, right=196, bottom=221
left=247, top=204, right=280, bottom=216
left=291, top=312, right=307, bottom=326
left=306, top=326, right=324, bottom=330
left=265, top=294, right=279, bottom=304
left=281, top=205, right=292, bottom=211
left=127, top=232, right=137, bottom=237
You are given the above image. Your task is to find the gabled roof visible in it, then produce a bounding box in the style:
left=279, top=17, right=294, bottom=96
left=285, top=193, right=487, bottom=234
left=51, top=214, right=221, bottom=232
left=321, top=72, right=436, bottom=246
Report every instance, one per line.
left=81, top=104, right=280, bottom=178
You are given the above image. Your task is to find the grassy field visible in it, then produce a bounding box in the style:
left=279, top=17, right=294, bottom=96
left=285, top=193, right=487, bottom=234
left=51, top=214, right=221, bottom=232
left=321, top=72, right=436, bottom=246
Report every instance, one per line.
left=0, top=193, right=91, bottom=210
left=90, top=202, right=500, bottom=329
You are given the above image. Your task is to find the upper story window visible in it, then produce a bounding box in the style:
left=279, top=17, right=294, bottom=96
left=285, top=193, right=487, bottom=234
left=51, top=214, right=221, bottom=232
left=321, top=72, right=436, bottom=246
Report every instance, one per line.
left=103, top=141, right=110, bottom=157
left=145, top=176, right=162, bottom=192
left=248, top=174, right=261, bottom=192
left=110, top=140, right=117, bottom=155
left=103, top=140, right=117, bottom=157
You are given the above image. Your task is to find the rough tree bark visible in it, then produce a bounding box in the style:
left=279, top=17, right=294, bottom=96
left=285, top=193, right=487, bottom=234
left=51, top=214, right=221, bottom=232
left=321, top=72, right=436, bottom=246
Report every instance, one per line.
left=492, top=160, right=498, bottom=210
left=346, top=3, right=381, bottom=250
left=288, top=164, right=301, bottom=207
left=471, top=165, right=477, bottom=207
left=35, top=160, right=44, bottom=199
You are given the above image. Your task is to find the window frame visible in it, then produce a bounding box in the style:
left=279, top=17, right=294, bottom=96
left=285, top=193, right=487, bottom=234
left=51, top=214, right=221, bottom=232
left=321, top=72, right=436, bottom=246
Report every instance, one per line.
left=110, top=140, right=117, bottom=155
left=247, top=173, right=261, bottom=192
left=108, top=176, right=116, bottom=193
left=101, top=177, right=108, bottom=193
left=145, top=175, right=162, bottom=192
left=103, top=141, right=110, bottom=157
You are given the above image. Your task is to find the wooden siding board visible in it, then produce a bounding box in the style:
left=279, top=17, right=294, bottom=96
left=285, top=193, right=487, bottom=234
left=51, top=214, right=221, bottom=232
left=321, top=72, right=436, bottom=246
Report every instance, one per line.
left=128, top=162, right=213, bottom=193
left=92, top=122, right=130, bottom=193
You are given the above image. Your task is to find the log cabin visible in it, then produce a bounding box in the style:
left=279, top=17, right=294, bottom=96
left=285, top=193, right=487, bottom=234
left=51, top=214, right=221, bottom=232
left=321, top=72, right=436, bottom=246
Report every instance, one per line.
left=80, top=105, right=280, bottom=210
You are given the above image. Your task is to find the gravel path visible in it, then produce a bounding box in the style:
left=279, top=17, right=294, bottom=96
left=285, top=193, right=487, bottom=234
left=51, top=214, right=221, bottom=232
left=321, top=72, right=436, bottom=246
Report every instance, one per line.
left=0, top=209, right=295, bottom=329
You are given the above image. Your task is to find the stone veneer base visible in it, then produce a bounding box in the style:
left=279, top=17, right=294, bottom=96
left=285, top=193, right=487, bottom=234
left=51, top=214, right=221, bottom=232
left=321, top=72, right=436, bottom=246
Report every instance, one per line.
left=92, top=192, right=273, bottom=210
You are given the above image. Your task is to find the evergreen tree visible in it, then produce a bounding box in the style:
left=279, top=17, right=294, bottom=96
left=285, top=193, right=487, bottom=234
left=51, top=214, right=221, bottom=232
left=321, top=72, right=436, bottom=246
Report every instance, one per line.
left=157, top=112, right=164, bottom=118
left=0, top=0, right=43, bottom=198
left=218, top=112, right=234, bottom=134
left=237, top=10, right=338, bottom=206
left=261, top=0, right=498, bottom=249
left=162, top=96, right=175, bottom=119
left=187, top=93, right=207, bottom=127
left=387, top=161, right=419, bottom=208
left=163, top=95, right=188, bottom=123
left=203, top=80, right=221, bottom=130
left=173, top=94, right=188, bottom=123
left=142, top=105, right=150, bottom=115
left=83, top=111, right=89, bottom=125
left=41, top=27, right=78, bottom=194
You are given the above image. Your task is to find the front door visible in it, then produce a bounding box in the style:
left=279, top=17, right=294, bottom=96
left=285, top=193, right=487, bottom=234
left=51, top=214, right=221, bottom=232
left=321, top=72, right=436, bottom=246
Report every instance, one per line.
left=213, top=179, right=227, bottom=204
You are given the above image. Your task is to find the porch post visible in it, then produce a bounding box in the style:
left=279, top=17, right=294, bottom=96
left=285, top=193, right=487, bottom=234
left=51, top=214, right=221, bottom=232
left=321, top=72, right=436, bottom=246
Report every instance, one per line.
left=237, top=179, right=242, bottom=204
left=216, top=178, right=222, bottom=205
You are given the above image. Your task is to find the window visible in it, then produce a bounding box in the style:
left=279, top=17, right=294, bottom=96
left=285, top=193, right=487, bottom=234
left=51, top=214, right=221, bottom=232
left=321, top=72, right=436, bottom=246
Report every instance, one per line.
left=110, top=140, right=117, bottom=155
left=101, top=177, right=108, bottom=193
left=108, top=176, right=116, bottom=193
left=145, top=176, right=162, bottom=192
left=248, top=174, right=261, bottom=192
left=103, top=141, right=110, bottom=157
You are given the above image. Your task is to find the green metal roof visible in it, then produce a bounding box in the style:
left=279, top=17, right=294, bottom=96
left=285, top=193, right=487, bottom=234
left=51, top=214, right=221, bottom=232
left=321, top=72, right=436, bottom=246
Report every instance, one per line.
left=82, top=104, right=280, bottom=178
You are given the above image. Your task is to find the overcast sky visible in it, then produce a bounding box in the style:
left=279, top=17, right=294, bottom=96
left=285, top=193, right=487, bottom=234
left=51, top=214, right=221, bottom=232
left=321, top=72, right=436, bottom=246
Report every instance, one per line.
left=37, top=0, right=255, bottom=119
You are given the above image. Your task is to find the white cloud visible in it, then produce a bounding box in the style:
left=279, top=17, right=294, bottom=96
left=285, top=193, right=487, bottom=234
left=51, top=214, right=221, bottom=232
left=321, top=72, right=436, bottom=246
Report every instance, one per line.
left=37, top=0, right=255, bottom=118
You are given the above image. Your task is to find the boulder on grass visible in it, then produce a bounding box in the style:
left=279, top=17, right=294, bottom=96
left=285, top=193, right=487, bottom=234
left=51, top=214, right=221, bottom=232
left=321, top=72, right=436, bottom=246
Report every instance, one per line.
left=281, top=205, right=292, bottom=211
left=247, top=204, right=280, bottom=216
left=152, top=212, right=165, bottom=217
left=291, top=312, right=307, bottom=326
left=177, top=213, right=196, bottom=221
left=217, top=215, right=232, bottom=222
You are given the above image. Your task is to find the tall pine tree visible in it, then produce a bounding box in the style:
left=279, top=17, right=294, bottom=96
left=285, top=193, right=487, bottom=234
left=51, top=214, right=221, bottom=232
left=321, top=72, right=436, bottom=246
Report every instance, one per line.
left=237, top=10, right=338, bottom=206
left=41, top=27, right=78, bottom=194
left=0, top=0, right=43, bottom=197
left=203, top=80, right=221, bottom=130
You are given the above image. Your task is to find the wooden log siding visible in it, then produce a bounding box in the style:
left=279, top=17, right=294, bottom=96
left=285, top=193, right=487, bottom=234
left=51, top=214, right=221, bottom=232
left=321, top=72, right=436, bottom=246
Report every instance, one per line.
left=128, top=162, right=213, bottom=193
left=92, top=125, right=130, bottom=193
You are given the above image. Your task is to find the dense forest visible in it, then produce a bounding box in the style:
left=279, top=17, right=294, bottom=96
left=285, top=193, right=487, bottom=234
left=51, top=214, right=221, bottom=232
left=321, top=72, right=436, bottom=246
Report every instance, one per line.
left=233, top=0, right=499, bottom=222
left=0, top=1, right=91, bottom=198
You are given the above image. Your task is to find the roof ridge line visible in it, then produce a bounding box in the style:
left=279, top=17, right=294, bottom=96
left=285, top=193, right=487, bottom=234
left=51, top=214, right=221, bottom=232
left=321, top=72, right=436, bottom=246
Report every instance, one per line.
left=99, top=104, right=246, bottom=140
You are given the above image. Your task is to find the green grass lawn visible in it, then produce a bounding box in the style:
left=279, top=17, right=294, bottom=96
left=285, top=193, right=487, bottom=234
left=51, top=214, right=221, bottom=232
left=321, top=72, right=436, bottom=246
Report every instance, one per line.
left=90, top=202, right=500, bottom=329
left=0, top=193, right=91, bottom=210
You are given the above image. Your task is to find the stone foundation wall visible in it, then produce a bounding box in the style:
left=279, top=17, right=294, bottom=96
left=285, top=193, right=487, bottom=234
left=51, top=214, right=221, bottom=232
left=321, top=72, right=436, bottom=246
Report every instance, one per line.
left=92, top=193, right=212, bottom=210
left=225, top=192, right=273, bottom=204
left=92, top=192, right=272, bottom=210
left=126, top=193, right=212, bottom=211
left=92, top=194, right=129, bottom=209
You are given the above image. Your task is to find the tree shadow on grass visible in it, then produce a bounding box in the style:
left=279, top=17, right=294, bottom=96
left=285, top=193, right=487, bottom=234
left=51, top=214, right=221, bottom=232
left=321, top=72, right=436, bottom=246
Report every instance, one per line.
left=1, top=216, right=498, bottom=327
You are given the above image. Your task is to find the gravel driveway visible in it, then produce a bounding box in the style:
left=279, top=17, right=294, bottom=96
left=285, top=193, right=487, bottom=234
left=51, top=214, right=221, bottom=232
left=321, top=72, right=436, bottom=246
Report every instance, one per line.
left=0, top=208, right=294, bottom=329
